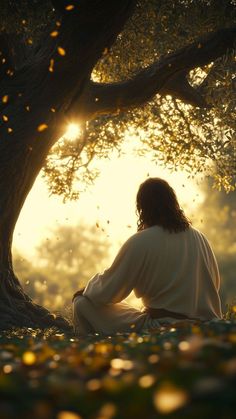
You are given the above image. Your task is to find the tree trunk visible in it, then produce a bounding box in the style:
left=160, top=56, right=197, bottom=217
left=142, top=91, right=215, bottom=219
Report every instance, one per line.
left=0, top=0, right=137, bottom=330
left=0, top=123, right=73, bottom=330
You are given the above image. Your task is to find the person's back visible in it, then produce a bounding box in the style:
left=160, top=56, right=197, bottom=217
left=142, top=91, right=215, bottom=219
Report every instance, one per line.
left=129, top=225, right=222, bottom=320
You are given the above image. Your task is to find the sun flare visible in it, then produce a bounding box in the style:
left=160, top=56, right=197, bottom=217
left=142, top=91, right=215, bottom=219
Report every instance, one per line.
left=65, top=123, right=81, bottom=141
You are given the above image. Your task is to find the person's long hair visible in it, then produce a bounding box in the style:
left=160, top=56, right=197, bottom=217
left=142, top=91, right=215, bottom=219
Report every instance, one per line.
left=136, top=178, right=191, bottom=233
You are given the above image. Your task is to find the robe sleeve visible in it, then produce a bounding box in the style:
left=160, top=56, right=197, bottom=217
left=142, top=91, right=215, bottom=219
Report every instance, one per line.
left=83, top=233, right=146, bottom=304
left=200, top=232, right=221, bottom=291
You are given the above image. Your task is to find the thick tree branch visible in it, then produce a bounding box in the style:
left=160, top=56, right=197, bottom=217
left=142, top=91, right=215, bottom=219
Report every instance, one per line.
left=69, top=26, right=235, bottom=119
left=159, top=71, right=209, bottom=108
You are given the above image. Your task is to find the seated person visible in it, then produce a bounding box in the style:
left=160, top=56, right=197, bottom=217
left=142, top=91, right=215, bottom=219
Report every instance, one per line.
left=73, top=178, right=222, bottom=336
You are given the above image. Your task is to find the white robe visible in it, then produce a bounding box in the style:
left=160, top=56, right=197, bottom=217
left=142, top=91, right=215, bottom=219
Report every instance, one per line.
left=73, top=225, right=222, bottom=336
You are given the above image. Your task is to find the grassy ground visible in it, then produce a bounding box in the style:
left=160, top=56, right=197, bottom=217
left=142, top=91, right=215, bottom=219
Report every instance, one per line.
left=0, top=319, right=236, bottom=419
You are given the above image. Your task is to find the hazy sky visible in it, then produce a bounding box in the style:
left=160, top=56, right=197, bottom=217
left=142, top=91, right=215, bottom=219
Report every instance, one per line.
left=13, top=130, right=203, bottom=259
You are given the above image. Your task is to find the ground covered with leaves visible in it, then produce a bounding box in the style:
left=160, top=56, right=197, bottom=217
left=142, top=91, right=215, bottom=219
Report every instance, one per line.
left=0, top=320, right=236, bottom=419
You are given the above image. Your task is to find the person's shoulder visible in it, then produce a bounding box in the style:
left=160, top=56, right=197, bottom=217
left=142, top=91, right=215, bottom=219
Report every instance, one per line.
left=188, top=225, right=211, bottom=244
left=125, top=226, right=164, bottom=246
left=188, top=225, right=206, bottom=237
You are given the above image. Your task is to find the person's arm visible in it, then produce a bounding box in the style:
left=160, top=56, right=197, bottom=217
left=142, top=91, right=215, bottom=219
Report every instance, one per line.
left=72, top=288, right=86, bottom=302
left=201, top=233, right=221, bottom=291
left=83, top=233, right=146, bottom=305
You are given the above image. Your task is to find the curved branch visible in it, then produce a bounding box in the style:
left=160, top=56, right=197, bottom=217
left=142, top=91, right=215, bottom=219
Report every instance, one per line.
left=69, top=26, right=236, bottom=119
left=160, top=71, right=209, bottom=108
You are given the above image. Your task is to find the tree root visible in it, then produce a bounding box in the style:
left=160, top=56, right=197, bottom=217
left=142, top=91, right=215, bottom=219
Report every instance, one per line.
left=0, top=269, right=73, bottom=332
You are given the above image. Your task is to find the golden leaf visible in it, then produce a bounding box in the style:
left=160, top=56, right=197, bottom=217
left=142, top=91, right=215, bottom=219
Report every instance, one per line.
left=37, top=124, right=48, bottom=132
left=50, top=31, right=59, bottom=37
left=49, top=59, right=54, bottom=72
left=2, top=95, right=8, bottom=103
left=65, top=5, right=75, bottom=11
left=58, top=47, right=66, bottom=56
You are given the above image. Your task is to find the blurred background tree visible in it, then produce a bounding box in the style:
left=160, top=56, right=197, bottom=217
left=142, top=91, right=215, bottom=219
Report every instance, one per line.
left=13, top=222, right=110, bottom=313
left=194, top=179, right=236, bottom=309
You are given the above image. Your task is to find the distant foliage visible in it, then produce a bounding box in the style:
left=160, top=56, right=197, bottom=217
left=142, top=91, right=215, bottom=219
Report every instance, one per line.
left=13, top=222, right=110, bottom=312
left=194, top=179, right=236, bottom=307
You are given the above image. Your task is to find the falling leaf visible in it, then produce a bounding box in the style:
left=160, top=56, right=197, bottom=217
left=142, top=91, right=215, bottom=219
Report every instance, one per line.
left=2, top=95, right=8, bottom=103
left=50, top=31, right=59, bottom=37
left=65, top=5, right=75, bottom=11
left=7, top=127, right=13, bottom=133
left=49, top=59, right=54, bottom=73
left=37, top=124, right=48, bottom=132
left=58, top=47, right=66, bottom=56
left=3, top=115, right=8, bottom=122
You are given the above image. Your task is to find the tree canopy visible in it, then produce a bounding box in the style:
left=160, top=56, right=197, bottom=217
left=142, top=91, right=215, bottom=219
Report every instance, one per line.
left=1, top=0, right=235, bottom=201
